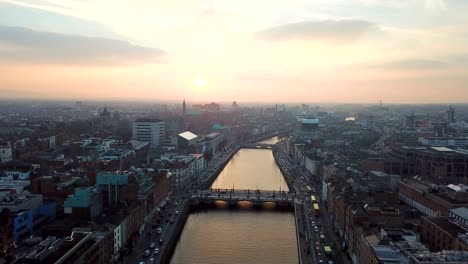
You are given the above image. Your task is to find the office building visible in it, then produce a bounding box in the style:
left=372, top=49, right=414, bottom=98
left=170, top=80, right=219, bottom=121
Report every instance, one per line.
left=132, top=118, right=164, bottom=148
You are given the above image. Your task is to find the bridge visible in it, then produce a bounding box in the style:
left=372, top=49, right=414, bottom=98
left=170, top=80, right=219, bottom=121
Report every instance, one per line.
left=190, top=189, right=295, bottom=207
left=241, top=143, right=274, bottom=149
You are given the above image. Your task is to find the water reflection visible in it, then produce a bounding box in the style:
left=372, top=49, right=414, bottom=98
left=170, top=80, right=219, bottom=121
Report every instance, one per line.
left=257, top=136, right=281, bottom=145
left=211, top=149, right=288, bottom=191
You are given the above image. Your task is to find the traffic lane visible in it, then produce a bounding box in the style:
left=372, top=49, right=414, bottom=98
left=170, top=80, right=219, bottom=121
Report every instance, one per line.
left=149, top=204, right=181, bottom=262
left=130, top=203, right=179, bottom=263
left=295, top=200, right=314, bottom=264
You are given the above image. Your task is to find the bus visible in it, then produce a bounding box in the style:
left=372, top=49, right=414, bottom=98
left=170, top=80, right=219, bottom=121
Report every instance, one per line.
left=313, top=203, right=320, bottom=216
left=323, top=245, right=332, bottom=256
left=311, top=195, right=317, bottom=203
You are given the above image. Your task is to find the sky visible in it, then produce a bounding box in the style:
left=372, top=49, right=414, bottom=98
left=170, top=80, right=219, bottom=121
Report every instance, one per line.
left=0, top=0, right=468, bottom=103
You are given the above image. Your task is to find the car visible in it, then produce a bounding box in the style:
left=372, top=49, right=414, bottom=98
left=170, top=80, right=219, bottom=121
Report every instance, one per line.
left=149, top=258, right=155, bottom=264
left=143, top=250, right=151, bottom=257
left=170, top=218, right=174, bottom=224
left=149, top=242, right=156, bottom=248
left=159, top=238, right=163, bottom=245
left=157, top=228, right=163, bottom=234
left=175, top=210, right=179, bottom=215
left=154, top=248, right=160, bottom=255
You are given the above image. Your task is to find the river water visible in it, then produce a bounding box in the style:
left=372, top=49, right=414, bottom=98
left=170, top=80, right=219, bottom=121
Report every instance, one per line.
left=170, top=145, right=298, bottom=264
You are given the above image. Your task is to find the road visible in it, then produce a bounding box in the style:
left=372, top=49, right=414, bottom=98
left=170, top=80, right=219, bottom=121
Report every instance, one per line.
left=125, top=144, right=239, bottom=264
left=275, top=140, right=350, bottom=264
left=124, top=198, right=186, bottom=264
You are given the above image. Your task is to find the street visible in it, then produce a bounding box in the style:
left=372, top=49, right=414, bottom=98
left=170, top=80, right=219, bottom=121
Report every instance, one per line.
left=275, top=140, right=350, bottom=264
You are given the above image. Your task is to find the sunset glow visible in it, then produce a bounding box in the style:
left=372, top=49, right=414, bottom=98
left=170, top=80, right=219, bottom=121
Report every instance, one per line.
left=0, top=0, right=467, bottom=103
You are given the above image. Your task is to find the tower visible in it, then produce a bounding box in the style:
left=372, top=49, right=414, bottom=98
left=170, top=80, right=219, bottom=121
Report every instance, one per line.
left=447, top=106, right=455, bottom=124
left=182, top=99, right=186, bottom=114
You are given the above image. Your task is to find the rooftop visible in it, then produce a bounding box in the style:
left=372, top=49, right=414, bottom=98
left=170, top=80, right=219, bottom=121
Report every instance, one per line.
left=450, top=207, right=468, bottom=221
left=178, top=131, right=198, bottom=141
left=205, top=132, right=221, bottom=139
left=134, top=117, right=162, bottom=123
left=431, top=147, right=455, bottom=152
left=373, top=244, right=409, bottom=263
left=425, top=217, right=468, bottom=240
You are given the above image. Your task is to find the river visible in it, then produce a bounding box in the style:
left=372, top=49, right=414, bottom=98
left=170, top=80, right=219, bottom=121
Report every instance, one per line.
left=170, top=144, right=298, bottom=264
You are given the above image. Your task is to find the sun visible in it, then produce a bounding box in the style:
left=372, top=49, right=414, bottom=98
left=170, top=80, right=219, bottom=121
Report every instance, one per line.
left=193, top=77, right=207, bottom=87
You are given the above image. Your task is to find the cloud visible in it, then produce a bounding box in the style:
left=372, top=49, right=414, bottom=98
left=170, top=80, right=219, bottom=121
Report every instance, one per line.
left=256, top=19, right=376, bottom=44
left=424, top=0, right=447, bottom=12
left=0, top=26, right=165, bottom=65
left=370, top=59, right=447, bottom=70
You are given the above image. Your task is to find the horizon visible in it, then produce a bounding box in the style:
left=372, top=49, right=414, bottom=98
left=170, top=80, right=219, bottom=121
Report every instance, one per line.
left=1, top=0, right=467, bottom=103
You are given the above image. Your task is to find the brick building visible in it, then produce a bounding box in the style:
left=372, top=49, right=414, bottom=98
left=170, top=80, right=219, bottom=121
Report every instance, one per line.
left=420, top=216, right=468, bottom=252
left=399, top=179, right=468, bottom=217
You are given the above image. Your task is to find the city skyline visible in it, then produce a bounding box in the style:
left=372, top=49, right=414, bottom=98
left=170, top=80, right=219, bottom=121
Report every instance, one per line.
left=1, top=0, right=468, bottom=103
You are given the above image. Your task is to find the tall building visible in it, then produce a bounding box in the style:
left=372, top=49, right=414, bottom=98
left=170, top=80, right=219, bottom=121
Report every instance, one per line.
left=405, top=112, right=415, bottom=128
left=182, top=99, right=186, bottom=114
left=132, top=118, right=164, bottom=148
left=447, top=106, right=456, bottom=124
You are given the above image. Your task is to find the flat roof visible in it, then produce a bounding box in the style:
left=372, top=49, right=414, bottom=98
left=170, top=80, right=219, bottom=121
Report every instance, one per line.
left=450, top=207, right=468, bottom=221
left=178, top=131, right=198, bottom=141
left=135, top=118, right=162, bottom=122
left=431, top=146, right=455, bottom=152
left=425, top=217, right=468, bottom=238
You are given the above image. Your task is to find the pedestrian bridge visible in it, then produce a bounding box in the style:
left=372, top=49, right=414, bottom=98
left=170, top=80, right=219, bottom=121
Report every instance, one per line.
left=241, top=143, right=274, bottom=149
left=190, top=189, right=294, bottom=207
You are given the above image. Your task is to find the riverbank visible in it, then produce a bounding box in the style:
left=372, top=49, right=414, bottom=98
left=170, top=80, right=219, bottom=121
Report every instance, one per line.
left=272, top=145, right=295, bottom=192
left=198, top=145, right=241, bottom=190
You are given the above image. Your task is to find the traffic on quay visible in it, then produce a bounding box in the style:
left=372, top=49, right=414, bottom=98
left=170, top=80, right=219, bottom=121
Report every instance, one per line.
left=128, top=136, right=343, bottom=264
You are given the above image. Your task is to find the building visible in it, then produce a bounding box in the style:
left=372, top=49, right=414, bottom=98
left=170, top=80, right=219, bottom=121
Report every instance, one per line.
left=132, top=118, right=164, bottom=148
left=196, top=132, right=224, bottom=155
left=420, top=216, right=468, bottom=252
left=373, top=244, right=410, bottom=263
left=0, top=193, right=55, bottom=245
left=448, top=106, right=456, bottom=124
left=96, top=171, right=155, bottom=213
left=0, top=180, right=30, bottom=194
left=177, top=131, right=198, bottom=152
left=18, top=230, right=113, bottom=264
left=369, top=171, right=401, bottom=191
left=397, top=240, right=468, bottom=263
left=156, top=155, right=197, bottom=190
left=0, top=143, right=12, bottom=163
left=419, top=137, right=468, bottom=148
left=0, top=162, right=36, bottom=180
left=385, top=146, right=468, bottom=184
left=449, top=207, right=468, bottom=226
left=63, top=186, right=102, bottom=221
left=399, top=179, right=468, bottom=217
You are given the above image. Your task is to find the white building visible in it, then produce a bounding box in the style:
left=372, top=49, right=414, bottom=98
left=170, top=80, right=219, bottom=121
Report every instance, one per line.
left=132, top=118, right=164, bottom=148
